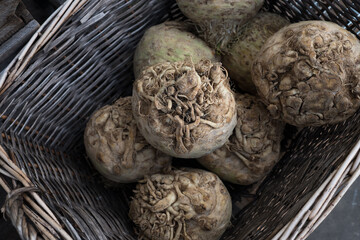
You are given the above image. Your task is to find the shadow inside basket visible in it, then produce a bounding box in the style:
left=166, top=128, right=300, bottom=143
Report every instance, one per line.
left=1, top=0, right=360, bottom=239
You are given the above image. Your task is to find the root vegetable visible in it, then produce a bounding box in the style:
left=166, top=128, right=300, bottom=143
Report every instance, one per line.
left=198, top=93, right=285, bottom=185
left=222, top=12, right=289, bottom=94
left=176, top=0, right=264, bottom=51
left=84, top=97, right=172, bottom=183
left=133, top=21, right=218, bottom=79
left=252, top=21, right=360, bottom=127
left=129, top=168, right=232, bottom=240
left=132, top=59, right=237, bottom=158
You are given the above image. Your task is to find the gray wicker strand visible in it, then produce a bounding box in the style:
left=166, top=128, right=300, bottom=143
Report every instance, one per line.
left=0, top=144, right=72, bottom=240
left=0, top=0, right=175, bottom=151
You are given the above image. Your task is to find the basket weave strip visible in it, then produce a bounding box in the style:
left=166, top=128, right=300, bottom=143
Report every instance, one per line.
left=220, top=107, right=360, bottom=240
left=264, top=0, right=360, bottom=35
left=0, top=0, right=176, bottom=151
left=0, top=133, right=136, bottom=239
left=275, top=143, right=360, bottom=240
left=0, top=183, right=43, bottom=240
left=0, top=0, right=87, bottom=92
left=0, top=140, right=71, bottom=239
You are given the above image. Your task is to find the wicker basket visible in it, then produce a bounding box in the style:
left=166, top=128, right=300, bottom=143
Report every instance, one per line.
left=0, top=0, right=360, bottom=239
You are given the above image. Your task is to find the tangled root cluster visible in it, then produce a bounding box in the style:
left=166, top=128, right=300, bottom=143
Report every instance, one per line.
left=132, top=59, right=236, bottom=158
left=252, top=21, right=360, bottom=127
left=199, top=94, right=284, bottom=185
left=129, top=168, right=232, bottom=240
left=84, top=97, right=171, bottom=183
left=176, top=0, right=264, bottom=51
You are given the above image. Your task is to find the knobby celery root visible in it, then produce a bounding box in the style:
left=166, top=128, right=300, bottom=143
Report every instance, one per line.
left=176, top=0, right=264, bottom=51
left=252, top=21, right=360, bottom=127
left=84, top=97, right=172, bottom=183
left=222, top=12, right=289, bottom=94
left=129, top=168, right=232, bottom=240
left=198, top=93, right=285, bottom=185
left=133, top=21, right=218, bottom=79
left=132, top=59, right=237, bottom=158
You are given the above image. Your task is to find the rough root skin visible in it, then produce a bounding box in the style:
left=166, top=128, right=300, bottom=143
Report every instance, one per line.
left=198, top=94, right=285, bottom=185
left=195, top=20, right=245, bottom=52
left=133, top=21, right=218, bottom=79
left=129, top=168, right=232, bottom=240
left=222, top=12, right=290, bottom=94
left=252, top=21, right=360, bottom=127
left=84, top=97, right=172, bottom=183
left=132, top=59, right=237, bottom=158
left=176, top=0, right=264, bottom=51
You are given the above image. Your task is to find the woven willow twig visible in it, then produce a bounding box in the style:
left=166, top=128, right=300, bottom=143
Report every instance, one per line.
left=0, top=145, right=73, bottom=240
left=276, top=139, right=360, bottom=240
left=0, top=0, right=88, bottom=94
left=0, top=132, right=136, bottom=239
left=300, top=156, right=360, bottom=239
left=0, top=146, right=59, bottom=224
left=304, top=162, right=360, bottom=239
left=0, top=179, right=41, bottom=240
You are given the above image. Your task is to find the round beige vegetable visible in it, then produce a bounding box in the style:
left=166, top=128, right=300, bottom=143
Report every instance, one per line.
left=176, top=0, right=264, bottom=51
left=252, top=21, right=360, bottom=127
left=129, top=168, right=232, bottom=240
left=198, top=93, right=284, bottom=185
left=132, top=59, right=237, bottom=158
left=222, top=12, right=289, bottom=94
left=84, top=97, right=172, bottom=183
left=133, top=21, right=218, bottom=79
